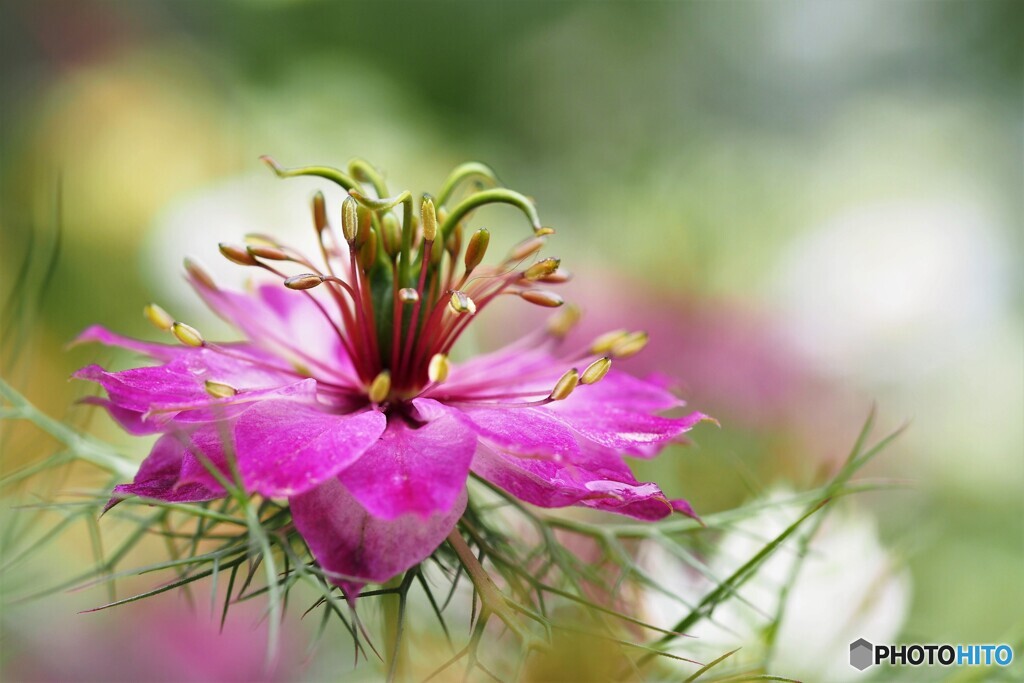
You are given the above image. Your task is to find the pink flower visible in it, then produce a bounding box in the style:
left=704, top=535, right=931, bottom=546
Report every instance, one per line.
left=76, top=160, right=708, bottom=594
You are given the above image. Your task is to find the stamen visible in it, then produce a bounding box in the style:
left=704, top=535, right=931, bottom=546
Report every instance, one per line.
left=546, top=304, right=581, bottom=338
left=381, top=214, right=402, bottom=258
left=464, top=228, right=490, bottom=275
left=580, top=357, right=612, bottom=385
left=368, top=370, right=391, bottom=404
left=359, top=229, right=378, bottom=270
left=184, top=258, right=217, bottom=290
left=219, top=243, right=259, bottom=267
left=398, top=288, right=419, bottom=304
left=523, top=257, right=561, bottom=282
left=143, top=303, right=174, bottom=332
left=246, top=244, right=291, bottom=261
left=538, top=268, right=572, bottom=284
left=591, top=329, right=628, bottom=354
left=610, top=331, right=649, bottom=359
left=244, top=233, right=279, bottom=248
left=284, top=273, right=325, bottom=290
left=428, top=353, right=450, bottom=383
left=204, top=380, right=238, bottom=398
left=549, top=368, right=579, bottom=401
left=449, top=290, right=477, bottom=315
left=421, top=197, right=437, bottom=242
left=519, top=290, right=564, bottom=308
left=341, top=196, right=358, bottom=243
left=508, top=236, right=546, bottom=262
left=171, top=322, right=205, bottom=347
left=312, top=191, right=328, bottom=234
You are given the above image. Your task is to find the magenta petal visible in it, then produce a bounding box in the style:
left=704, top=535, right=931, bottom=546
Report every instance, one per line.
left=461, top=406, right=581, bottom=458
left=74, top=325, right=185, bottom=362
left=106, top=434, right=224, bottom=511
left=547, top=405, right=708, bottom=457
left=471, top=443, right=693, bottom=521
left=290, top=477, right=465, bottom=591
left=232, top=402, right=386, bottom=497
left=336, top=410, right=477, bottom=521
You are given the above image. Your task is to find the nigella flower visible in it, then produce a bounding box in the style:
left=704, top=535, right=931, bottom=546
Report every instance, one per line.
left=75, top=158, right=709, bottom=594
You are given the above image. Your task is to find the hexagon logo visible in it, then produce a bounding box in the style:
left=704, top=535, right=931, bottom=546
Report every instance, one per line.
left=850, top=638, right=874, bottom=671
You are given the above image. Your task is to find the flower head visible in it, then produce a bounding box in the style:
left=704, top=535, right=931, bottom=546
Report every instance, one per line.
left=76, top=158, right=709, bottom=594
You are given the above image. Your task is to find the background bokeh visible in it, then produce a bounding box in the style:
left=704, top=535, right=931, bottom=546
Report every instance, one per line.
left=2, top=1, right=1021, bottom=680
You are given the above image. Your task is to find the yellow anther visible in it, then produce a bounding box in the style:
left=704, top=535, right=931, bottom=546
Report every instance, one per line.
left=143, top=303, right=174, bottom=332
left=546, top=303, right=581, bottom=338
left=591, top=329, right=629, bottom=354
left=284, top=274, right=324, bottom=290
left=464, top=228, right=490, bottom=273
left=523, top=257, right=561, bottom=281
left=368, top=370, right=392, bottom=404
left=398, top=288, right=420, bottom=304
left=580, top=357, right=612, bottom=385
left=534, top=226, right=556, bottom=236
left=244, top=233, right=278, bottom=248
left=428, top=353, right=450, bottom=383
left=421, top=197, right=437, bottom=242
left=519, top=290, right=564, bottom=308
left=171, top=322, right=204, bottom=347
left=341, top=195, right=358, bottom=243
left=449, top=290, right=477, bottom=315
left=610, top=331, right=649, bottom=359
left=204, top=380, right=238, bottom=398
left=549, top=368, right=579, bottom=401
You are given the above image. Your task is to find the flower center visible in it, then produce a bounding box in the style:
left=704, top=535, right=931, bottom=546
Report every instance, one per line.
left=219, top=158, right=570, bottom=403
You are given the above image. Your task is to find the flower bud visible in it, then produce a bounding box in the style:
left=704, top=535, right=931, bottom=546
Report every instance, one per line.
left=143, top=303, right=174, bottom=332
left=341, top=195, right=358, bottom=243
left=580, top=357, right=612, bottom=385
left=171, top=322, right=204, bottom=347
left=284, top=274, right=324, bottom=290
left=539, top=268, right=572, bottom=284
left=428, top=353, right=450, bottom=383
left=519, top=290, right=564, bottom=308
left=549, top=368, right=579, bottom=401
left=368, top=370, right=391, bottom=404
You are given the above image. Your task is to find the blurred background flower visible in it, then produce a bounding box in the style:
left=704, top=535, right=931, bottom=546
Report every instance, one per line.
left=2, top=0, right=1021, bottom=680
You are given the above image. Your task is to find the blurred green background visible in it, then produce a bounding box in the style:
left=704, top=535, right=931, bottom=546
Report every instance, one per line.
left=1, top=1, right=1021, bottom=680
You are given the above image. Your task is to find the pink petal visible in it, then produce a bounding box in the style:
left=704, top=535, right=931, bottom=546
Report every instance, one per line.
left=74, top=325, right=185, bottom=362
left=547, top=405, right=710, bottom=457
left=471, top=442, right=692, bottom=521
left=191, top=277, right=356, bottom=385
left=106, top=434, right=224, bottom=511
left=232, top=402, right=386, bottom=497
left=460, top=406, right=581, bottom=458
left=335, top=405, right=477, bottom=521
left=290, top=477, right=465, bottom=592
